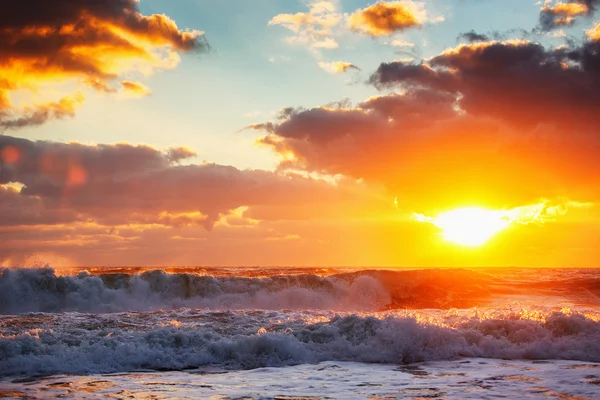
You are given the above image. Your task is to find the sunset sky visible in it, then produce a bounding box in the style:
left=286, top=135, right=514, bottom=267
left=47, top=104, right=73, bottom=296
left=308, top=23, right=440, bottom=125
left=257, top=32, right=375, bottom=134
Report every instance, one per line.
left=2, top=0, right=600, bottom=267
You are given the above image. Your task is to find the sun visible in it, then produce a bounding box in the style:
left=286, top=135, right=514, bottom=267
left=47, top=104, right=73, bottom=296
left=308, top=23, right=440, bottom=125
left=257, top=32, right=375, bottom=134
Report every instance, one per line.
left=416, top=207, right=511, bottom=247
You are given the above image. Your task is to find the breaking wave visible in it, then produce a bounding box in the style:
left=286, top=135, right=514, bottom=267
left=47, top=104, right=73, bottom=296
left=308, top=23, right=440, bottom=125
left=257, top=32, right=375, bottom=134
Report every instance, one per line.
left=2, top=267, right=600, bottom=376
left=1, top=310, right=600, bottom=376
left=1, top=267, right=600, bottom=314
left=0, top=267, right=504, bottom=314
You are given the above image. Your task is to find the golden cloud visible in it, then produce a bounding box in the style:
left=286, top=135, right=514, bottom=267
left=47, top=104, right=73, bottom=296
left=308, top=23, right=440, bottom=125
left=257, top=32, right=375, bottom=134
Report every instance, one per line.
left=0, top=0, right=208, bottom=129
left=251, top=37, right=600, bottom=214
left=544, top=2, right=589, bottom=16
left=348, top=2, right=422, bottom=36
left=588, top=22, right=600, bottom=41
left=120, top=81, right=152, bottom=97
left=540, top=0, right=598, bottom=30
left=1, top=93, right=84, bottom=131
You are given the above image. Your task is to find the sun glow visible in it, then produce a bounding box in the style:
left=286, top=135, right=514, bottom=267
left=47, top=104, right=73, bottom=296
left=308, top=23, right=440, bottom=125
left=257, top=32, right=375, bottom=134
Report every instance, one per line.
left=416, top=207, right=510, bottom=247
left=414, top=200, right=593, bottom=247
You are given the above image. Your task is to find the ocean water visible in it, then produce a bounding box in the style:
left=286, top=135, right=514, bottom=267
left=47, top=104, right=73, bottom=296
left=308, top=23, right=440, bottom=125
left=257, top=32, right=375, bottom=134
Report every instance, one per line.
left=1, top=266, right=600, bottom=399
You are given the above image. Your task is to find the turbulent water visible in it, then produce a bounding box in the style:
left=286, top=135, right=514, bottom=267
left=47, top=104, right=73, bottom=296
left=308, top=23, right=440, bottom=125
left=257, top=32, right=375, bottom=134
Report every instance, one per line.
left=1, top=266, right=600, bottom=399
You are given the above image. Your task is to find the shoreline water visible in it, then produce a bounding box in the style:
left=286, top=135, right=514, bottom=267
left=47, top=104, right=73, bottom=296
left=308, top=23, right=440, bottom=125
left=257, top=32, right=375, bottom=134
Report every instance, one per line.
left=2, top=359, right=600, bottom=399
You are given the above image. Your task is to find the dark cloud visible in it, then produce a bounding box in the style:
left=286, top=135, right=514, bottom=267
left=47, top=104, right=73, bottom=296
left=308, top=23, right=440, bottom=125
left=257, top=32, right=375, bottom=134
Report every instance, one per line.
left=0, top=186, right=80, bottom=226
left=458, top=30, right=489, bottom=43
left=0, top=136, right=347, bottom=230
left=370, top=40, right=600, bottom=130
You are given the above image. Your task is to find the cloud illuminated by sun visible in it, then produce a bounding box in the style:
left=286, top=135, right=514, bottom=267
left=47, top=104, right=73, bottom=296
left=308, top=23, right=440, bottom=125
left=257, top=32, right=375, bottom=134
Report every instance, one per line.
left=414, top=200, right=592, bottom=247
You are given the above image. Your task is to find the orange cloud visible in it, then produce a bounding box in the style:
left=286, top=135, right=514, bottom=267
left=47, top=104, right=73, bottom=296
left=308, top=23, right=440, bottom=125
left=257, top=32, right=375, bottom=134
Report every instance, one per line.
left=540, top=0, right=598, bottom=30
left=0, top=0, right=208, bottom=129
left=251, top=37, right=600, bottom=215
left=120, top=81, right=152, bottom=97
left=545, top=2, right=589, bottom=16
left=348, top=2, right=422, bottom=36
left=588, top=22, right=600, bottom=41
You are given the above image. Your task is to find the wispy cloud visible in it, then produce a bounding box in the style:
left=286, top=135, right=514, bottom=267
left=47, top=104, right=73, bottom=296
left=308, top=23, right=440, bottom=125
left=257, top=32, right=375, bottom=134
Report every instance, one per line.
left=269, top=1, right=342, bottom=51
left=318, top=61, right=361, bottom=74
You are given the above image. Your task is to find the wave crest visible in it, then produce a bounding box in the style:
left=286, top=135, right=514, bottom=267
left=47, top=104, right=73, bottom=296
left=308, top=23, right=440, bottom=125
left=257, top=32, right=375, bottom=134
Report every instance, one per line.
left=0, top=267, right=495, bottom=314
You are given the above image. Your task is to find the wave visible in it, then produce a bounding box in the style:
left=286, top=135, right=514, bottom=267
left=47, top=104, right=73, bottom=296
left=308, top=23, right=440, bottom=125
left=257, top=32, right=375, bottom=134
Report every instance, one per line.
left=1, top=310, right=600, bottom=376
left=2, top=267, right=600, bottom=314
left=0, top=267, right=503, bottom=314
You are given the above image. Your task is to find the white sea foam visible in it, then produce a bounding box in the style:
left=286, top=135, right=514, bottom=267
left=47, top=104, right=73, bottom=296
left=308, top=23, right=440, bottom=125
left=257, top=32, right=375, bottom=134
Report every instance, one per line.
left=2, top=267, right=600, bottom=378
left=1, top=309, right=600, bottom=376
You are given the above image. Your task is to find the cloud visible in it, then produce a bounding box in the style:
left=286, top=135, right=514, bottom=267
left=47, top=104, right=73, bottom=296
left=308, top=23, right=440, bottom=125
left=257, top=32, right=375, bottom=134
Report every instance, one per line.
left=348, top=1, right=423, bottom=37
left=0, top=185, right=80, bottom=226
left=166, top=147, right=197, bottom=163
left=390, top=39, right=416, bottom=47
left=269, top=1, right=437, bottom=52
left=0, top=0, right=208, bottom=129
left=250, top=36, right=600, bottom=211
left=0, top=136, right=352, bottom=231
left=0, top=135, right=391, bottom=265
left=318, top=61, right=361, bottom=74
left=370, top=39, right=600, bottom=131
left=0, top=93, right=84, bottom=131
left=458, top=30, right=489, bottom=43
left=120, top=81, right=152, bottom=97
left=588, top=22, right=600, bottom=40
left=539, top=0, right=598, bottom=30
left=269, top=1, right=342, bottom=50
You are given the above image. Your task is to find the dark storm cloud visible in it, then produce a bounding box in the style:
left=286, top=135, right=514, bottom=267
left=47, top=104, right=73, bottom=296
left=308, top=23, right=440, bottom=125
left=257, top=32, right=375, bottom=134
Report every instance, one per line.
left=370, top=40, right=600, bottom=130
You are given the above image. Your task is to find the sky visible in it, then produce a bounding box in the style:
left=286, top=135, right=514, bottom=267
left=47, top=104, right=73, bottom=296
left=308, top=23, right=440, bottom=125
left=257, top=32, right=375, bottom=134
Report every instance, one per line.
left=1, top=0, right=600, bottom=267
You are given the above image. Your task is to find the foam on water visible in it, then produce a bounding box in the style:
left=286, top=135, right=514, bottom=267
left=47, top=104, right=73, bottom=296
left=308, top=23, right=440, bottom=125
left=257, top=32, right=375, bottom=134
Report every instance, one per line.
left=2, top=266, right=600, bottom=382
left=1, top=308, right=600, bottom=376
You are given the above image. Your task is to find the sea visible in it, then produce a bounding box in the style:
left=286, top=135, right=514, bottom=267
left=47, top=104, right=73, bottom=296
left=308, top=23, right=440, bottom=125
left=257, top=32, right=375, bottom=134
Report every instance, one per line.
left=1, top=266, right=600, bottom=399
